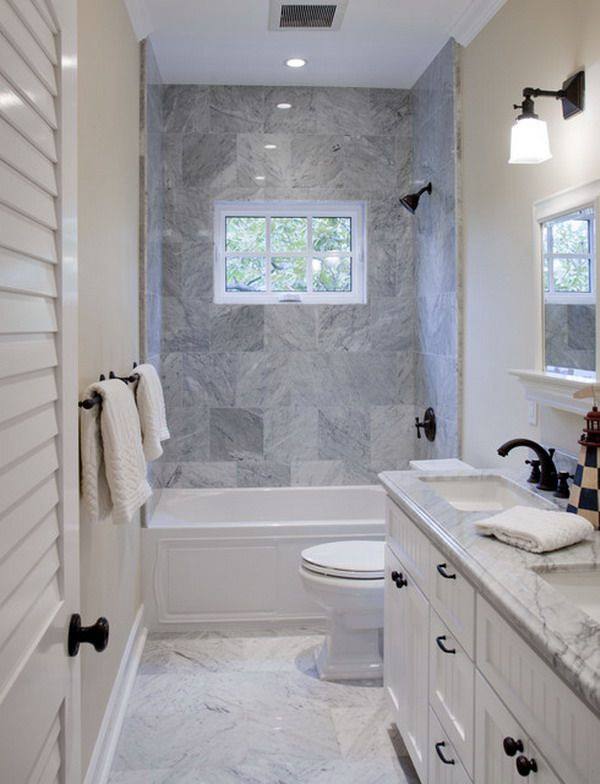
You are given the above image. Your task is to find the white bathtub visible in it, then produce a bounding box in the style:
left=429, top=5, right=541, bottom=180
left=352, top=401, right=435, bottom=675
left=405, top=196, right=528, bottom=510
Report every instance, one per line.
left=142, top=486, right=385, bottom=630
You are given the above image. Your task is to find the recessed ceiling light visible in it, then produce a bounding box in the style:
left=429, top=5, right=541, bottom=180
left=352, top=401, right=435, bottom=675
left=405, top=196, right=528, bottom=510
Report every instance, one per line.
left=276, top=102, right=292, bottom=109
left=285, top=57, right=306, bottom=68
left=255, top=175, right=266, bottom=181
left=264, top=144, right=277, bottom=150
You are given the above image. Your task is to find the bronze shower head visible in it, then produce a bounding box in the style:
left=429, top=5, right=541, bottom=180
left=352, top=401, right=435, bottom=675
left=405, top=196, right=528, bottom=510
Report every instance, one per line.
left=399, top=182, right=432, bottom=214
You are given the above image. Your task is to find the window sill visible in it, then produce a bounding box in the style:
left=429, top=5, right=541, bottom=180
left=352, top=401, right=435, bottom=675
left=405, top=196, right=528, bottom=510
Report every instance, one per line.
left=510, top=369, right=594, bottom=415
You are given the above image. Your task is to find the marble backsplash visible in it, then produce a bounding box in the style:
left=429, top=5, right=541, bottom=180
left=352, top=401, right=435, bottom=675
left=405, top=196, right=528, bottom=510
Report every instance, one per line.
left=154, top=84, right=418, bottom=487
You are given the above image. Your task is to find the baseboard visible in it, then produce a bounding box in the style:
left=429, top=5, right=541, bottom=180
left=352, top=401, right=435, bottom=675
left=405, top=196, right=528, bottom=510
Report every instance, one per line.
left=83, top=604, right=147, bottom=784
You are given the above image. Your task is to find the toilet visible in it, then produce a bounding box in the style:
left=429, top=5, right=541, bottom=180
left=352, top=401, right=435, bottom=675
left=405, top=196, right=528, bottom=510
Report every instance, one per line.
left=299, top=540, right=385, bottom=681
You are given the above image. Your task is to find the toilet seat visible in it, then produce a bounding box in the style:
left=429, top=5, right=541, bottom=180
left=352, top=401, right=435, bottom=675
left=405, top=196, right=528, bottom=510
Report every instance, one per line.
left=301, top=540, right=384, bottom=580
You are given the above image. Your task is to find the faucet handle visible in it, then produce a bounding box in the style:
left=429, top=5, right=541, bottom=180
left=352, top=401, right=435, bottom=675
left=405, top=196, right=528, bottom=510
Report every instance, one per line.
left=525, top=459, right=541, bottom=484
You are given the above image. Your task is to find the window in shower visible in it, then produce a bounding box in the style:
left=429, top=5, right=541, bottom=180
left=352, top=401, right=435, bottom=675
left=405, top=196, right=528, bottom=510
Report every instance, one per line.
left=213, top=201, right=366, bottom=304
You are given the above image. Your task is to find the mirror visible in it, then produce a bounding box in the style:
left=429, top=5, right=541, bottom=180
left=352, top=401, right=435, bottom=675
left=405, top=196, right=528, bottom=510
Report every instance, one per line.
left=542, top=206, right=596, bottom=378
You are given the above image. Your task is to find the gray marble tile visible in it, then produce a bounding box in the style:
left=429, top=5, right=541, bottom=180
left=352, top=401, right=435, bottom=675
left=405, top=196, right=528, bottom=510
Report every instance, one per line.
left=369, top=89, right=412, bottom=136
left=156, top=461, right=237, bottom=489
left=236, top=352, right=291, bottom=407
left=291, top=136, right=345, bottom=188
left=161, top=405, right=209, bottom=462
left=236, top=459, right=291, bottom=487
left=209, top=408, right=263, bottom=461
left=414, top=352, right=457, bottom=420
left=317, top=305, right=371, bottom=352
left=160, top=352, right=183, bottom=409
left=264, top=86, right=316, bottom=133
left=237, top=133, right=291, bottom=188
left=370, top=296, right=414, bottom=352
left=161, top=296, right=210, bottom=353
left=318, top=407, right=370, bottom=464
left=209, top=86, right=265, bottom=133
left=291, top=459, right=346, bottom=486
left=264, top=406, right=318, bottom=462
left=344, top=136, right=398, bottom=193
left=182, top=133, right=237, bottom=190
left=183, top=352, right=238, bottom=407
left=164, top=184, right=213, bottom=243
left=313, top=87, right=374, bottom=135
left=264, top=305, right=317, bottom=351
left=370, top=404, right=417, bottom=472
left=178, top=237, right=215, bottom=302
left=162, top=85, right=209, bottom=133
left=416, top=293, right=456, bottom=358
left=209, top=305, right=264, bottom=352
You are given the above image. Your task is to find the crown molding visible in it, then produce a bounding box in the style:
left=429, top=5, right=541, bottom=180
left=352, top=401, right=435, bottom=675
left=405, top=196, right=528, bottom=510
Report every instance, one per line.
left=123, top=0, right=153, bottom=41
left=451, top=0, right=508, bottom=46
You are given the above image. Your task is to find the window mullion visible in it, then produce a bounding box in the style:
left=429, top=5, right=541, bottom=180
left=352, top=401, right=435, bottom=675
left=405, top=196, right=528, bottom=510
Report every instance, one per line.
left=307, top=212, right=313, bottom=294
left=265, top=213, right=272, bottom=294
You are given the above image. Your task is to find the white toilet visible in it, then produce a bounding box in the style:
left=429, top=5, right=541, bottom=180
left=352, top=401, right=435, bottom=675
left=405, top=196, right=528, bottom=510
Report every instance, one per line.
left=299, top=540, right=385, bottom=681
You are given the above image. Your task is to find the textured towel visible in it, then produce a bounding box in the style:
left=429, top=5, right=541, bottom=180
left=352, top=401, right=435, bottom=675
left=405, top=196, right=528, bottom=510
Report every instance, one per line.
left=475, top=505, right=594, bottom=553
left=80, top=391, right=111, bottom=523
left=80, top=379, right=151, bottom=523
left=135, top=363, right=170, bottom=461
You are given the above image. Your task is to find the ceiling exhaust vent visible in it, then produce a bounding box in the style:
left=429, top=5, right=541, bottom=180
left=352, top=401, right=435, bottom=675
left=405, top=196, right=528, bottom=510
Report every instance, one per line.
left=269, top=1, right=348, bottom=31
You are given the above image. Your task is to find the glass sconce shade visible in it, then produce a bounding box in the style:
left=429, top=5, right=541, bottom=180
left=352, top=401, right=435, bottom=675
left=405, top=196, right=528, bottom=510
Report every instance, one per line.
left=509, top=117, right=552, bottom=164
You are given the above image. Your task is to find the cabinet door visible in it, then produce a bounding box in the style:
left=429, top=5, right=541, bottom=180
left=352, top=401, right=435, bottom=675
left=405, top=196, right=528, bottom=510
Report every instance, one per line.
left=475, top=674, right=562, bottom=784
left=385, top=545, right=430, bottom=783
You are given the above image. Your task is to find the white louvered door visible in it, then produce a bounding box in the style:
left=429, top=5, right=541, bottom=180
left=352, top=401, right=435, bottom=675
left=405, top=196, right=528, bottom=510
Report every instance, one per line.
left=0, top=1, right=80, bottom=783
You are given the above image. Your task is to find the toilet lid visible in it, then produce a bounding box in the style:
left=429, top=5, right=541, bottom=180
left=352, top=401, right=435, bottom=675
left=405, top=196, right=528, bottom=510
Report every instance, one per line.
left=301, top=541, right=385, bottom=580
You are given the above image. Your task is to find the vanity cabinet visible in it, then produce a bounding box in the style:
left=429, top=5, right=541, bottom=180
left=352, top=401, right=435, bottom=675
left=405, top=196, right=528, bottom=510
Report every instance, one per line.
left=384, top=545, right=429, bottom=783
left=384, top=495, right=600, bottom=784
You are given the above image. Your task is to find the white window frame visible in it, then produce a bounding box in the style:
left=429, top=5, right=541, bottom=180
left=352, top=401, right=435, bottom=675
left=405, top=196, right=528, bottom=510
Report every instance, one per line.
left=541, top=206, right=596, bottom=306
left=213, top=200, right=367, bottom=305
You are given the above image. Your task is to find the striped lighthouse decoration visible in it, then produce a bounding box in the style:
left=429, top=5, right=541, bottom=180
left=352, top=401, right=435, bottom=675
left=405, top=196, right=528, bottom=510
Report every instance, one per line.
left=567, top=386, right=600, bottom=529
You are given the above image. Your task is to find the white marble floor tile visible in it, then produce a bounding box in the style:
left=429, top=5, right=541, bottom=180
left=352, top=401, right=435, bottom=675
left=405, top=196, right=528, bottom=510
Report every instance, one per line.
left=111, top=628, right=415, bottom=783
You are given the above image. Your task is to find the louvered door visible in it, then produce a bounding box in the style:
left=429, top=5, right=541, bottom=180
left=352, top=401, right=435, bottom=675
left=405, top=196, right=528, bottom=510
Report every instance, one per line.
left=0, top=1, right=80, bottom=783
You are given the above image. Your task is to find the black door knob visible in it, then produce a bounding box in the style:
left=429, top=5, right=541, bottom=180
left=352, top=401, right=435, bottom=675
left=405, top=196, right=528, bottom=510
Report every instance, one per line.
left=516, top=755, right=538, bottom=777
left=503, top=737, right=524, bottom=757
left=68, top=613, right=109, bottom=657
left=435, top=741, right=455, bottom=765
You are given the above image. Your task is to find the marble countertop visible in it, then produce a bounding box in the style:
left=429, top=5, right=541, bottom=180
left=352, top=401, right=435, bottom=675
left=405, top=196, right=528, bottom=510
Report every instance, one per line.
left=379, top=468, right=600, bottom=717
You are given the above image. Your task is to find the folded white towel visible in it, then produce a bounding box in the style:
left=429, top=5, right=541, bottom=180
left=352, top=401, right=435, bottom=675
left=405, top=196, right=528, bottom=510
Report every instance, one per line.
left=80, top=379, right=152, bottom=523
left=135, top=363, right=170, bottom=461
left=475, top=505, right=594, bottom=553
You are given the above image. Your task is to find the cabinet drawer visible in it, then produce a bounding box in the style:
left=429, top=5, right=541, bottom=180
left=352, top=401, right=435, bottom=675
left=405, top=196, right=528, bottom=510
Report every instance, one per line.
left=386, top=497, right=431, bottom=595
left=475, top=673, right=561, bottom=784
left=430, top=610, right=474, bottom=777
left=429, top=543, right=475, bottom=657
left=477, top=596, right=600, bottom=784
left=429, top=708, right=472, bottom=784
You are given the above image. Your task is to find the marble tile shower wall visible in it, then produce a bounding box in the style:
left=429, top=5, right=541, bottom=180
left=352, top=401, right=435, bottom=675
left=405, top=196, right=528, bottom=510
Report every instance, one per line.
left=412, top=40, right=460, bottom=459
left=140, top=39, right=163, bottom=367
left=155, top=85, right=417, bottom=488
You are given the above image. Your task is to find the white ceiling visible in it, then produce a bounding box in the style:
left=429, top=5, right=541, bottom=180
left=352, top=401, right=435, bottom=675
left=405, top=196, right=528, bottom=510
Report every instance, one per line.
left=127, top=0, right=507, bottom=88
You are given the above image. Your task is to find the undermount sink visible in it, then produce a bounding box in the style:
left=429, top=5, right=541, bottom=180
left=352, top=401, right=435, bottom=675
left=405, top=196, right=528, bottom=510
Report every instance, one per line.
left=418, top=474, right=554, bottom=513
left=537, top=570, right=600, bottom=624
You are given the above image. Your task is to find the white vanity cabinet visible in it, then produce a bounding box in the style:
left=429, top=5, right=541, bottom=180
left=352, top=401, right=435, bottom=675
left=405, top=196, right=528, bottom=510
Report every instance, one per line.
left=384, top=494, right=600, bottom=784
left=384, top=545, right=429, bottom=783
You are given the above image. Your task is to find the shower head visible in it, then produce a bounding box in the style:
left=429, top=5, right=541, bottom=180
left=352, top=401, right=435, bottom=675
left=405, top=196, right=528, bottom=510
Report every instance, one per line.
left=399, top=182, right=432, bottom=214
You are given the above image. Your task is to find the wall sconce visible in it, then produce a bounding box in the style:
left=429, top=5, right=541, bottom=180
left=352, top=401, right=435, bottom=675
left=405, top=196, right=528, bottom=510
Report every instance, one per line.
left=509, top=70, right=585, bottom=164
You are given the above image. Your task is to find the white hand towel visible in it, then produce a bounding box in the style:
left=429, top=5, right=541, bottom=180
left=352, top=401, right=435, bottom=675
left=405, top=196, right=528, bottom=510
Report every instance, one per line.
left=80, top=391, right=111, bottom=523
left=475, top=505, right=594, bottom=553
left=134, top=363, right=170, bottom=461
left=80, top=379, right=152, bottom=523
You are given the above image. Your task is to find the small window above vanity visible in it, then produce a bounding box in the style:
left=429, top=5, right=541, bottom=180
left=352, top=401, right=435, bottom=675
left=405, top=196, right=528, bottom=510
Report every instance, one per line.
left=512, top=180, right=600, bottom=414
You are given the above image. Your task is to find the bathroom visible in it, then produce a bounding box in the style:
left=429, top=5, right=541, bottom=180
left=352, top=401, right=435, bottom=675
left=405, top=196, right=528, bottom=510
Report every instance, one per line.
left=1, top=0, right=600, bottom=782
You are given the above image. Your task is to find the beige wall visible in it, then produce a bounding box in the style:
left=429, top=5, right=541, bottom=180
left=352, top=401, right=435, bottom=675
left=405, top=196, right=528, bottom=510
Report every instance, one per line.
left=77, top=0, right=141, bottom=772
left=462, top=0, right=600, bottom=468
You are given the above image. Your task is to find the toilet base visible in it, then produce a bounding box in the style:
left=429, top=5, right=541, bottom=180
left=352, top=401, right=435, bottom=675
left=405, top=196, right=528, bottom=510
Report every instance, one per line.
left=314, top=612, right=383, bottom=681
